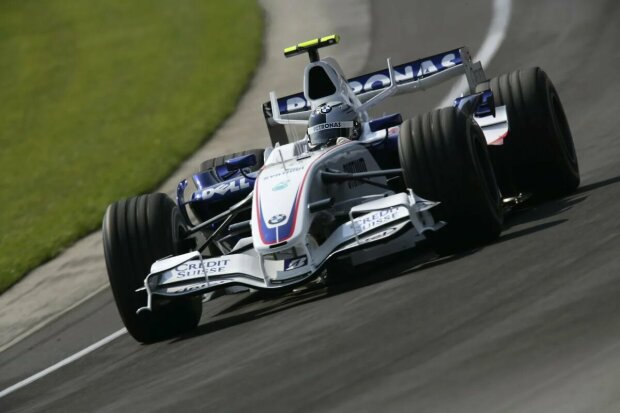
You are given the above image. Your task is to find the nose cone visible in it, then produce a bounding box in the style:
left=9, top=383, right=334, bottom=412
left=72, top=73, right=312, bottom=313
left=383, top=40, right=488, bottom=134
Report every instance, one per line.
left=252, top=158, right=313, bottom=251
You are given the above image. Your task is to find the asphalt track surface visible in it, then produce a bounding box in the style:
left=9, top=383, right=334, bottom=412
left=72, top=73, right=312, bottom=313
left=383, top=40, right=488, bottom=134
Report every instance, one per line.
left=2, top=0, right=620, bottom=411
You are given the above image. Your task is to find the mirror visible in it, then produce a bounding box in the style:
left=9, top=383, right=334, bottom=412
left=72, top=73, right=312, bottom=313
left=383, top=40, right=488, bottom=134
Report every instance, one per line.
left=225, top=154, right=257, bottom=172
left=368, top=113, right=403, bottom=132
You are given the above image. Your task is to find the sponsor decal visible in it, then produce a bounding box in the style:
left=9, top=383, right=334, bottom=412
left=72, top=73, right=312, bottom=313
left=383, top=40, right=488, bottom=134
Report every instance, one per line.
left=272, top=180, right=289, bottom=191
left=353, top=207, right=400, bottom=233
left=319, top=105, right=332, bottom=114
left=360, top=225, right=400, bottom=243
left=165, top=279, right=228, bottom=294
left=199, top=177, right=250, bottom=200
left=268, top=214, right=287, bottom=225
left=284, top=256, right=308, bottom=271
left=308, top=121, right=354, bottom=135
left=261, top=165, right=304, bottom=180
left=173, top=259, right=231, bottom=278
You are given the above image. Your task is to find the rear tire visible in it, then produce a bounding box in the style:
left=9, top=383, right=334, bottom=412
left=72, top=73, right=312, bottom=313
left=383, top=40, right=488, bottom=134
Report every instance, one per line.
left=399, top=107, right=503, bottom=251
left=477, top=67, right=579, bottom=198
left=102, top=193, right=202, bottom=343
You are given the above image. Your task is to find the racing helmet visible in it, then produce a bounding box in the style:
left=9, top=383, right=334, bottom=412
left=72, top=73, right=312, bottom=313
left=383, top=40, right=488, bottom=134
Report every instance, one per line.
left=307, top=102, right=361, bottom=149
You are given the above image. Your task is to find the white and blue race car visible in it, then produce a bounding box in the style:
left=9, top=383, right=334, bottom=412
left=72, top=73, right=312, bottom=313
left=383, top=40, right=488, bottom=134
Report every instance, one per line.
left=102, top=35, right=579, bottom=342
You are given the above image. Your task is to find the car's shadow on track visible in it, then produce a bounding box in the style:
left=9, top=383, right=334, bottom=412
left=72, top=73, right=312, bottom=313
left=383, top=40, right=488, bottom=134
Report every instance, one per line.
left=504, top=194, right=585, bottom=227
left=171, top=246, right=481, bottom=344
left=172, top=176, right=620, bottom=343
left=501, top=172, right=620, bottom=231
left=575, top=174, right=620, bottom=194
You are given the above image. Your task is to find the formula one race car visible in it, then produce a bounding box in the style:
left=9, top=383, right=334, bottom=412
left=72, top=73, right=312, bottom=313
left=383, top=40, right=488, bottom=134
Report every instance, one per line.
left=102, top=34, right=579, bottom=342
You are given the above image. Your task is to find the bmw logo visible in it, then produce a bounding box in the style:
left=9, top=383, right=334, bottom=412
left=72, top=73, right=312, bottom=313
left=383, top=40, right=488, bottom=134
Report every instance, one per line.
left=319, top=105, right=332, bottom=114
left=268, top=214, right=287, bottom=225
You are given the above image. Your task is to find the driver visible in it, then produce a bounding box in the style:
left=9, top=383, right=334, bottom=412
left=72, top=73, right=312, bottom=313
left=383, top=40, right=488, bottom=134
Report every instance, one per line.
left=307, top=102, right=361, bottom=150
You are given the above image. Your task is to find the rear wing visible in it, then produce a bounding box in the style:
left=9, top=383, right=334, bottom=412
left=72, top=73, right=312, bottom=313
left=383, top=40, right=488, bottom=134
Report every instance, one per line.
left=263, top=47, right=486, bottom=145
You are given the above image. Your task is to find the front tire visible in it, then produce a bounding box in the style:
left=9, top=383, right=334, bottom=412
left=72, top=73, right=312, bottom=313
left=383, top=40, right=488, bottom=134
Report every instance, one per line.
left=399, top=107, right=503, bottom=250
left=102, top=193, right=202, bottom=343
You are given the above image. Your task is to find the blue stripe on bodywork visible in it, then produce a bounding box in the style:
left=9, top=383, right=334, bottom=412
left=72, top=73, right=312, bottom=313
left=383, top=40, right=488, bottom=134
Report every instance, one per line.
left=258, top=192, right=298, bottom=244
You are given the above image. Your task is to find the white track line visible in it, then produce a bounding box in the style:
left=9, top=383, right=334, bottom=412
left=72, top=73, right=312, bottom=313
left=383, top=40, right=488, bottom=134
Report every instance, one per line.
left=0, top=283, right=110, bottom=354
left=0, top=328, right=126, bottom=399
left=437, top=0, right=513, bottom=108
left=0, top=0, right=513, bottom=402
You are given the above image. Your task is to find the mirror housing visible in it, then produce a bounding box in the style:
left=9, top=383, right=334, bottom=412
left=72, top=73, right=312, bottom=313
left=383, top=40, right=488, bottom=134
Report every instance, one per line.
left=368, top=113, right=403, bottom=132
left=225, top=154, right=257, bottom=172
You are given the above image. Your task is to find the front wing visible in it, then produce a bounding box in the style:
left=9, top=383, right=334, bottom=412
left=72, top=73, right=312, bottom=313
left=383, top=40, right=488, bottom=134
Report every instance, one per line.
left=136, top=192, right=441, bottom=314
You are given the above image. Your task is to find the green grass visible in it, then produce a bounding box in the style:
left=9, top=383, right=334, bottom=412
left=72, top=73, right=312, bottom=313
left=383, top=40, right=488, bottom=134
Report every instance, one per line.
left=0, top=0, right=263, bottom=292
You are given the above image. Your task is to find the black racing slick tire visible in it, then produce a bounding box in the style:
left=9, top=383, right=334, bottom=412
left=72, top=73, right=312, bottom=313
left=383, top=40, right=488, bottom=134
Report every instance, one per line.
left=199, top=148, right=265, bottom=177
left=102, top=193, right=202, bottom=343
left=399, top=107, right=503, bottom=250
left=477, top=67, right=579, bottom=198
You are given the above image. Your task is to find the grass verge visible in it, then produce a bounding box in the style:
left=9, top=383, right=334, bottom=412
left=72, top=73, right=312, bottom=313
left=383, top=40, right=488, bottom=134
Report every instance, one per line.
left=0, top=0, right=263, bottom=292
